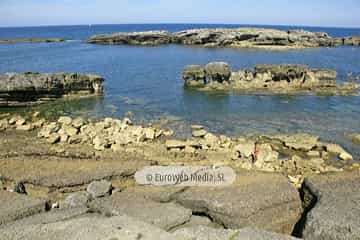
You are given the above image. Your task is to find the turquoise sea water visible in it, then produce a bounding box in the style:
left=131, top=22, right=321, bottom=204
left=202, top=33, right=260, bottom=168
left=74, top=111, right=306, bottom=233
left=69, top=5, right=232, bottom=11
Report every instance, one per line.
left=0, top=24, right=360, bottom=157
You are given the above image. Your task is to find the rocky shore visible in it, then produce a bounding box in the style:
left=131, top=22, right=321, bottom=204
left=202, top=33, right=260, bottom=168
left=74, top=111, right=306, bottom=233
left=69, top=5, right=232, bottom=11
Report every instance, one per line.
left=0, top=38, right=65, bottom=44
left=183, top=62, right=359, bottom=94
left=86, top=28, right=360, bottom=50
left=0, top=113, right=359, bottom=239
left=0, top=72, right=104, bottom=107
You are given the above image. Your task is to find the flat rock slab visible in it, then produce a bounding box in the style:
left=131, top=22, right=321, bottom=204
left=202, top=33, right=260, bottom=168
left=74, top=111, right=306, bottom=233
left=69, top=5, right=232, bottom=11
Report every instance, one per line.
left=89, top=191, right=192, bottom=231
left=0, top=191, right=48, bottom=225
left=172, top=226, right=299, bottom=240
left=173, top=171, right=302, bottom=235
left=302, top=171, right=360, bottom=240
left=0, top=214, right=175, bottom=240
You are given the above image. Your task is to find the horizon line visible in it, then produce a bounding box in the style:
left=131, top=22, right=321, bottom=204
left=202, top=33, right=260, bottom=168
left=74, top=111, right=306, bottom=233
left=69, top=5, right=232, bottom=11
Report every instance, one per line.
left=0, top=22, right=359, bottom=30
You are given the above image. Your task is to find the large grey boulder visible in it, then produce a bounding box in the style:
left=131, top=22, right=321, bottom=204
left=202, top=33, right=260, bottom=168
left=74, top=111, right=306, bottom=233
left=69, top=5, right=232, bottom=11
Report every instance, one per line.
left=173, top=171, right=302, bottom=235
left=86, top=180, right=112, bottom=198
left=302, top=171, right=360, bottom=240
left=0, top=191, right=48, bottom=225
left=89, top=191, right=192, bottom=231
left=172, top=226, right=300, bottom=240
left=0, top=72, right=104, bottom=106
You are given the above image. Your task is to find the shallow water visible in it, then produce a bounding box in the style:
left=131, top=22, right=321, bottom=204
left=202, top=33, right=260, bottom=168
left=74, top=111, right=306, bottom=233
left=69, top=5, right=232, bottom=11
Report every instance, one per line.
left=0, top=24, right=360, bottom=158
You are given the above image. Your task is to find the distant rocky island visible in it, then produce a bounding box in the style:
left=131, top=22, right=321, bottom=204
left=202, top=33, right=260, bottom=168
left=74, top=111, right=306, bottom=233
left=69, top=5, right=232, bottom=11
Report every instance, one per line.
left=86, top=28, right=360, bottom=50
left=183, top=62, right=359, bottom=94
left=0, top=38, right=65, bottom=44
left=0, top=72, right=104, bottom=107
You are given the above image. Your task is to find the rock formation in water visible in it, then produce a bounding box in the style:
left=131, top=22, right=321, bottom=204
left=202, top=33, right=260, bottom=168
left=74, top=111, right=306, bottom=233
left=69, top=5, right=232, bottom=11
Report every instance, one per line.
left=86, top=28, right=360, bottom=49
left=86, top=31, right=172, bottom=46
left=0, top=38, right=65, bottom=44
left=0, top=72, right=104, bottom=107
left=183, top=62, right=359, bottom=94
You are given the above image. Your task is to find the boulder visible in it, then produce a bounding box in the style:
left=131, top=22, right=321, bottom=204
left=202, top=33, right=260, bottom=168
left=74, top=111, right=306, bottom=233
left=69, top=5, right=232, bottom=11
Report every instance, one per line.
left=192, top=129, right=208, bottom=138
left=302, top=171, right=360, bottom=240
left=89, top=191, right=192, bottom=231
left=86, top=180, right=112, bottom=198
left=325, top=143, right=353, bottom=160
left=0, top=72, right=104, bottom=107
left=233, top=142, right=255, bottom=158
left=173, top=171, right=302, bottom=234
left=62, top=192, right=92, bottom=208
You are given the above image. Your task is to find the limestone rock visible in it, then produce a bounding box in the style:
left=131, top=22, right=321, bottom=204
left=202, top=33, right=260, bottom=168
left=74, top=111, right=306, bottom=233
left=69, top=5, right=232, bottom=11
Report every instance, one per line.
left=183, top=65, right=206, bottom=86
left=0, top=72, right=104, bottom=107
left=86, top=180, right=112, bottom=198
left=87, top=30, right=173, bottom=46
left=0, top=191, right=47, bottom=225
left=62, top=192, right=92, bottom=208
left=174, top=171, right=302, bottom=234
left=233, top=142, right=255, bottom=158
left=89, top=191, right=192, bottom=231
left=58, top=116, right=72, bottom=125
left=46, top=133, right=60, bottom=144
left=205, top=62, right=231, bottom=83
left=325, top=143, right=353, bottom=160
left=172, top=226, right=299, bottom=240
left=302, top=171, right=360, bottom=240
left=192, top=129, right=208, bottom=138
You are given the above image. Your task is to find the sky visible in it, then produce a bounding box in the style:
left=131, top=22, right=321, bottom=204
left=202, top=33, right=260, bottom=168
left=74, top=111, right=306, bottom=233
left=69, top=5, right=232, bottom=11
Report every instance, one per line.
left=0, top=0, right=359, bottom=28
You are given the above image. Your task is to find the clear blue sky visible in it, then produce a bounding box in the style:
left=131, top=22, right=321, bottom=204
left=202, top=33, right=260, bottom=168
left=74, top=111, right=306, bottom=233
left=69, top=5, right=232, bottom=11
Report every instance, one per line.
left=0, top=0, right=359, bottom=27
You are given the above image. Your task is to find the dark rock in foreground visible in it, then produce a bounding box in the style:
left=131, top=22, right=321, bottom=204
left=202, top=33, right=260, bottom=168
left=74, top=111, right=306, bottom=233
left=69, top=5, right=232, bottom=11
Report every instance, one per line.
left=183, top=62, right=359, bottom=94
left=0, top=72, right=104, bottom=107
left=0, top=38, right=65, bottom=44
left=302, top=171, right=360, bottom=240
left=86, top=28, right=360, bottom=50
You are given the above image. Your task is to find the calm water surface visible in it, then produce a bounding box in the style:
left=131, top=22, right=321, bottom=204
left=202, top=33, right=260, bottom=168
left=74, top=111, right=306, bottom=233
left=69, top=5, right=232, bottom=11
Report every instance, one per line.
left=0, top=24, right=360, bottom=157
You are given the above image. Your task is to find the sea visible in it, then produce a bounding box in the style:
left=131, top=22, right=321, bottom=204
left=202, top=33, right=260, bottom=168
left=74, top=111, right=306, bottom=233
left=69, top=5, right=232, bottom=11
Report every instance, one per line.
left=0, top=24, right=360, bottom=157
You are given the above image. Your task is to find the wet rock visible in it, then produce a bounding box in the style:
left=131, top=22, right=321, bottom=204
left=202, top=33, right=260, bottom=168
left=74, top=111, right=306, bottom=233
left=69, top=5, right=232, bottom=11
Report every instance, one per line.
left=174, top=171, right=302, bottom=234
left=89, top=191, right=192, bottom=231
left=0, top=191, right=47, bottom=225
left=62, top=192, right=92, bottom=208
left=86, top=180, right=112, bottom=198
left=0, top=72, right=104, bottom=107
left=302, top=171, right=360, bottom=240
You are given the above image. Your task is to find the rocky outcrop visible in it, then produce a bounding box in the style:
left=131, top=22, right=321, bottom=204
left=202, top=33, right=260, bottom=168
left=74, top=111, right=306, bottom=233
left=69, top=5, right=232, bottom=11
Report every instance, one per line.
left=86, top=28, right=360, bottom=49
left=302, top=171, right=360, bottom=240
left=173, top=171, right=302, bottom=234
left=0, top=38, right=65, bottom=44
left=0, top=72, right=104, bottom=106
left=183, top=62, right=359, bottom=94
left=86, top=31, right=172, bottom=46
left=0, top=191, right=48, bottom=225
